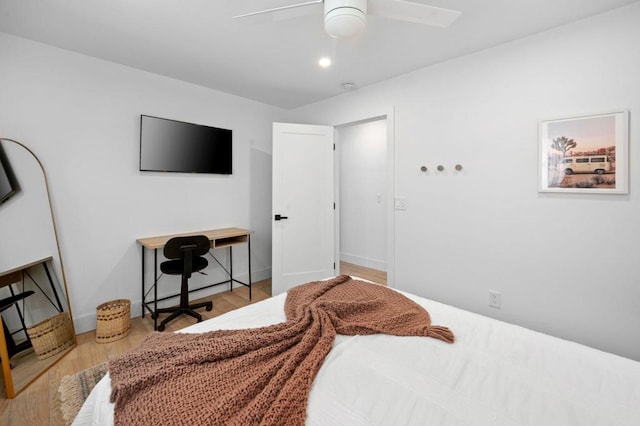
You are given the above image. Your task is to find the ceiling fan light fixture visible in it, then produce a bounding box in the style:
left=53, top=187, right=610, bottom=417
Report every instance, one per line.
left=234, top=0, right=462, bottom=42
left=324, top=0, right=367, bottom=39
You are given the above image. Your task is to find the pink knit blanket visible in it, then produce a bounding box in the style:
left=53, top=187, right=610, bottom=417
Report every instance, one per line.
left=108, top=275, right=454, bottom=425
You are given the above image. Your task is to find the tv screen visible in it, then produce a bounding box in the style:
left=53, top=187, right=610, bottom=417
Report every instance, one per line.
left=139, top=115, right=232, bottom=174
left=0, top=144, right=18, bottom=205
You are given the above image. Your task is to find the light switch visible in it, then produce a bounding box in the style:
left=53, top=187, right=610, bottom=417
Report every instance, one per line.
left=394, top=197, right=407, bottom=210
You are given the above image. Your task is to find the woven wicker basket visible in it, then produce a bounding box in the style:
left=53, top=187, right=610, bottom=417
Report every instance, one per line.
left=95, top=299, right=131, bottom=343
left=27, top=312, right=75, bottom=360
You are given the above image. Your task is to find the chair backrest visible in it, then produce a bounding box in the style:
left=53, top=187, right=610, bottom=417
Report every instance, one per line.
left=1, top=291, right=35, bottom=357
left=163, top=235, right=211, bottom=260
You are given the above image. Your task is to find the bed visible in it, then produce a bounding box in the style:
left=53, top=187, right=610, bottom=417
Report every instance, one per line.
left=74, top=276, right=640, bottom=425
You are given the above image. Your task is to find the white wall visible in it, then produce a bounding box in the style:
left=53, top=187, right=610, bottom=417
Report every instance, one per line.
left=290, top=3, right=640, bottom=361
left=0, top=33, right=285, bottom=333
left=338, top=120, right=387, bottom=271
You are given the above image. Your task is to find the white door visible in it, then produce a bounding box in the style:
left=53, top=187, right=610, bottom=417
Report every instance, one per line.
left=272, top=122, right=335, bottom=295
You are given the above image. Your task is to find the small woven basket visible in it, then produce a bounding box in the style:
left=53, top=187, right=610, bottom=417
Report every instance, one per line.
left=95, top=299, right=131, bottom=343
left=27, top=312, right=75, bottom=360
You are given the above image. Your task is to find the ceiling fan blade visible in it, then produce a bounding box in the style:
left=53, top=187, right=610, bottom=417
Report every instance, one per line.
left=368, top=0, right=461, bottom=28
left=233, top=0, right=323, bottom=22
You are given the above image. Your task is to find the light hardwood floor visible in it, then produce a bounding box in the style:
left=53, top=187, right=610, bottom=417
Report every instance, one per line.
left=340, top=261, right=387, bottom=286
left=0, top=263, right=385, bottom=425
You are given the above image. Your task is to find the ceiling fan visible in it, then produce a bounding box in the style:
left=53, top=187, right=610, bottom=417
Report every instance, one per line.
left=233, top=0, right=462, bottom=39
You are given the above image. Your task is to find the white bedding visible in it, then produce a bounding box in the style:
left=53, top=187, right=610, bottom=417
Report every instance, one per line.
left=74, top=283, right=640, bottom=425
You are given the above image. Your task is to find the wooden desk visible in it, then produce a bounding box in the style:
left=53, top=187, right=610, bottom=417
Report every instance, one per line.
left=0, top=256, right=65, bottom=370
left=0, top=256, right=64, bottom=312
left=137, top=227, right=252, bottom=330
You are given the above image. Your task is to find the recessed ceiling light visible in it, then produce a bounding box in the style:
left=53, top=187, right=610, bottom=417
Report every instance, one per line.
left=318, top=57, right=332, bottom=68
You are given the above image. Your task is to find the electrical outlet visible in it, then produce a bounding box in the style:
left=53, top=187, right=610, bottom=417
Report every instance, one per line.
left=489, top=290, right=501, bottom=309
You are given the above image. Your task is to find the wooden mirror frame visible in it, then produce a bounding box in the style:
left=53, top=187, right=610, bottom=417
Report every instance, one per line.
left=0, top=138, right=76, bottom=399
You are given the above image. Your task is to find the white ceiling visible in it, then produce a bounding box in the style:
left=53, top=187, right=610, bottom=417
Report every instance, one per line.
left=0, top=0, right=637, bottom=109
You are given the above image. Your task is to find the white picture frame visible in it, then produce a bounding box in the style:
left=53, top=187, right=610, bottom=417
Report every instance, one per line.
left=538, top=110, right=629, bottom=194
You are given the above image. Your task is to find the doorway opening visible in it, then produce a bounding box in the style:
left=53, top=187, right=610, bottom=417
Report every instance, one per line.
left=336, top=118, right=389, bottom=286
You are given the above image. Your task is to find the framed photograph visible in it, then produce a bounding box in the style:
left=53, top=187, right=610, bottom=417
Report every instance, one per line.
left=539, top=110, right=629, bottom=194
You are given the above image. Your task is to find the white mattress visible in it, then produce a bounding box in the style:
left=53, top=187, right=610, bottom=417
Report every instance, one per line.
left=74, top=284, right=640, bottom=425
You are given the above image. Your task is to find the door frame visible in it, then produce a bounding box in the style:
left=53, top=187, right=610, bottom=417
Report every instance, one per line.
left=332, top=107, right=395, bottom=287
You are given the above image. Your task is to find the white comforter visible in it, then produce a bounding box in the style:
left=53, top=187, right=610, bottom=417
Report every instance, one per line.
left=74, top=286, right=640, bottom=425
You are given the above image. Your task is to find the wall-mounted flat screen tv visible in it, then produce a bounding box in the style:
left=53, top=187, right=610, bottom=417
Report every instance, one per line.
left=0, top=144, right=18, bottom=205
left=139, top=115, right=232, bottom=174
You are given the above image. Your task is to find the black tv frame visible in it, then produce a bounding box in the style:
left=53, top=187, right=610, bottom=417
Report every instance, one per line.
left=139, top=115, right=232, bottom=175
left=0, top=143, right=19, bottom=205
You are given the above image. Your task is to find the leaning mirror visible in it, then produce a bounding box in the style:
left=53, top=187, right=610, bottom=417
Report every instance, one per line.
left=0, top=138, right=76, bottom=399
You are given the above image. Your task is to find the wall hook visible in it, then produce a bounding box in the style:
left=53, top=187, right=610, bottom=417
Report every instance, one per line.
left=437, top=165, right=444, bottom=171
left=455, top=164, right=463, bottom=171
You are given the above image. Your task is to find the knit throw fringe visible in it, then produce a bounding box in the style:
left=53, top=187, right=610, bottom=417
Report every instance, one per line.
left=108, top=275, right=454, bottom=425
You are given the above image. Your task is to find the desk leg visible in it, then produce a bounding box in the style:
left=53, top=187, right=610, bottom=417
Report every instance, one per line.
left=229, top=246, right=233, bottom=292
left=248, top=234, right=252, bottom=300
left=153, top=249, right=158, bottom=331
left=42, top=262, right=63, bottom=313
left=141, top=246, right=145, bottom=319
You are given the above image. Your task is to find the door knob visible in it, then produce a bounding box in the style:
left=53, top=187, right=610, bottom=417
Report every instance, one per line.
left=274, top=214, right=289, bottom=221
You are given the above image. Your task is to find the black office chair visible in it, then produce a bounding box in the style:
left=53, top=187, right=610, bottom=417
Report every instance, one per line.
left=154, top=235, right=213, bottom=331
left=1, top=290, right=35, bottom=361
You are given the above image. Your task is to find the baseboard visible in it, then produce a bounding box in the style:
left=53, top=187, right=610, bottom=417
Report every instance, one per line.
left=340, top=253, right=387, bottom=272
left=72, top=267, right=272, bottom=334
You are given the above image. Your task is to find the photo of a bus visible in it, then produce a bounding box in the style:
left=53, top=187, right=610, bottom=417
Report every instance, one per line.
left=558, top=155, right=613, bottom=175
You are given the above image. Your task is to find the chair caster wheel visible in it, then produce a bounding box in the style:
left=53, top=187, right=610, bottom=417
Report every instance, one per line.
left=206, top=304, right=213, bottom=312
left=157, top=324, right=165, bottom=331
